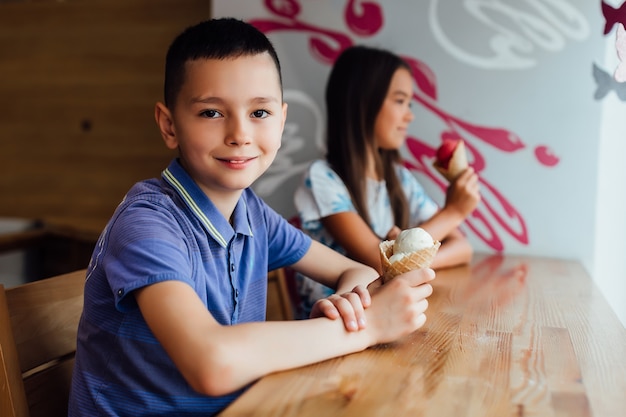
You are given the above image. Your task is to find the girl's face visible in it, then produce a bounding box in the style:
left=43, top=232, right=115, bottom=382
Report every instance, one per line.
left=373, top=67, right=414, bottom=150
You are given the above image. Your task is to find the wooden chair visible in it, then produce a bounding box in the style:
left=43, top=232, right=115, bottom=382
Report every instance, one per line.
left=266, top=268, right=294, bottom=321
left=0, top=269, right=86, bottom=417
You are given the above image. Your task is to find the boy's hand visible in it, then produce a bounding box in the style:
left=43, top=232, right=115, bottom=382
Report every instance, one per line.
left=310, top=285, right=371, bottom=332
left=366, top=268, right=435, bottom=345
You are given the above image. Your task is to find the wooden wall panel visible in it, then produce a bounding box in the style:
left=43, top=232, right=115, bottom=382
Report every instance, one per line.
left=0, top=0, right=211, bottom=233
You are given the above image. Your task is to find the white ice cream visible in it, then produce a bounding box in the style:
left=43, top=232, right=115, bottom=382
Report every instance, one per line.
left=388, top=227, right=434, bottom=263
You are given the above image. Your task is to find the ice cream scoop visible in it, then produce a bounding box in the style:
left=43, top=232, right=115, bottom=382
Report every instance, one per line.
left=379, top=227, right=440, bottom=283
left=389, top=227, right=435, bottom=263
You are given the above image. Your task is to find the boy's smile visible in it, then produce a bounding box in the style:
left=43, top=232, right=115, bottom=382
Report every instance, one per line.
left=156, top=52, right=287, bottom=215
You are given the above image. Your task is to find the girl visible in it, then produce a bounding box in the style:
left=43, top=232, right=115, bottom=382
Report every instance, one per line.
left=294, top=45, right=480, bottom=318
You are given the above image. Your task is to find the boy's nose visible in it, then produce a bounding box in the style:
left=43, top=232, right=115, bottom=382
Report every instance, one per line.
left=225, top=117, right=251, bottom=146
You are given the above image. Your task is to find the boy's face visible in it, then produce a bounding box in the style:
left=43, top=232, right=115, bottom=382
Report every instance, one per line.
left=159, top=53, right=287, bottom=201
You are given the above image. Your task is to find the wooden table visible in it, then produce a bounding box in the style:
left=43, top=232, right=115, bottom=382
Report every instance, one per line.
left=220, top=254, right=626, bottom=417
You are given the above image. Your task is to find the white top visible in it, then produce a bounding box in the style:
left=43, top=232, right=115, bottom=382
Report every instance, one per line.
left=293, top=160, right=438, bottom=317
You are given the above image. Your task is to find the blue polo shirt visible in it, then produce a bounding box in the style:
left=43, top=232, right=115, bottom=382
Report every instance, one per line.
left=68, top=159, right=311, bottom=416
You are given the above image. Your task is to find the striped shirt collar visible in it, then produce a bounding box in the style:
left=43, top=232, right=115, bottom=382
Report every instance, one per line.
left=161, top=159, right=253, bottom=248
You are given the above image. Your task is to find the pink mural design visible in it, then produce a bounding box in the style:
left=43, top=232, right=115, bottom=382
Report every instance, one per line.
left=601, top=0, right=626, bottom=35
left=534, top=145, right=560, bottom=167
left=250, top=0, right=546, bottom=251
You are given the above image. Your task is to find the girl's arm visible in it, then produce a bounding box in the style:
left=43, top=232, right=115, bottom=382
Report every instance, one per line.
left=416, top=167, right=479, bottom=269
left=320, top=211, right=388, bottom=274
left=428, top=228, right=473, bottom=269
left=305, top=168, right=479, bottom=273
left=135, top=263, right=435, bottom=397
left=419, top=167, right=480, bottom=242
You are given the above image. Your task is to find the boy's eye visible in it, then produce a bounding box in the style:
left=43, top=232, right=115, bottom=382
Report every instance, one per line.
left=200, top=109, right=222, bottom=118
left=251, top=110, right=269, bottom=118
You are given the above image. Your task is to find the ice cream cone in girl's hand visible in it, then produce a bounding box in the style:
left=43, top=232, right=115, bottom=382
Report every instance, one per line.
left=433, top=139, right=468, bottom=182
left=379, top=227, right=440, bottom=283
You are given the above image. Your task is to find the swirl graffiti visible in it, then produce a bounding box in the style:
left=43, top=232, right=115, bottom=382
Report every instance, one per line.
left=249, top=0, right=554, bottom=251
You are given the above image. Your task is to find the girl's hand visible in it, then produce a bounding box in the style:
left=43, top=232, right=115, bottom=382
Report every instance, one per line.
left=445, top=167, right=480, bottom=218
left=309, top=285, right=371, bottom=332
left=385, top=225, right=402, bottom=240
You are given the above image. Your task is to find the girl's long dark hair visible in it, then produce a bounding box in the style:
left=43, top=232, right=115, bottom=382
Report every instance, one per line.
left=325, top=45, right=410, bottom=233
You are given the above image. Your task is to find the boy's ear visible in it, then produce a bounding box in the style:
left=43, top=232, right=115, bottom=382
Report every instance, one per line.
left=155, top=102, right=178, bottom=150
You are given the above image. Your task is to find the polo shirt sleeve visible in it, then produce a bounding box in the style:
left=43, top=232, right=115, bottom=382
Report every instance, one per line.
left=263, top=203, right=311, bottom=272
left=103, top=202, right=193, bottom=312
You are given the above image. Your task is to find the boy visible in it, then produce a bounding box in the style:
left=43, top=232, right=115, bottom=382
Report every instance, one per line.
left=68, top=18, right=435, bottom=416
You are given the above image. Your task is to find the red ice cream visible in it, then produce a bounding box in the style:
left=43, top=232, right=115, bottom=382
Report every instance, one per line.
left=435, top=139, right=460, bottom=170
left=433, top=139, right=468, bottom=181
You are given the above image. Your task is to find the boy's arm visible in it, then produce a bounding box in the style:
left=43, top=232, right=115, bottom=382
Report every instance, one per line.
left=135, top=266, right=434, bottom=397
left=290, top=239, right=380, bottom=329
left=292, top=239, right=379, bottom=294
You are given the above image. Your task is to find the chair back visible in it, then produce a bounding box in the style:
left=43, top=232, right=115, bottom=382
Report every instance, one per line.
left=266, top=268, right=294, bottom=321
left=0, top=269, right=85, bottom=417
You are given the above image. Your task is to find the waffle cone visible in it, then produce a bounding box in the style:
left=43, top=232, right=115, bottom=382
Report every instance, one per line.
left=379, top=239, right=441, bottom=283
left=433, top=140, right=468, bottom=182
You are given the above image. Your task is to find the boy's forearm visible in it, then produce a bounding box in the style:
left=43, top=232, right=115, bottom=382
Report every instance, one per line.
left=293, top=240, right=378, bottom=291
left=219, top=270, right=433, bottom=394
left=204, top=317, right=374, bottom=395
left=138, top=280, right=375, bottom=398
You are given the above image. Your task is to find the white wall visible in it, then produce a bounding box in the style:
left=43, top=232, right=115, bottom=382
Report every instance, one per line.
left=213, top=1, right=626, bottom=327
left=593, top=32, right=626, bottom=326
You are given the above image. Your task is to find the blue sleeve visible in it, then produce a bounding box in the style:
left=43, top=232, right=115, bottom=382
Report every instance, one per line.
left=101, top=202, right=193, bottom=312
left=244, top=190, right=311, bottom=271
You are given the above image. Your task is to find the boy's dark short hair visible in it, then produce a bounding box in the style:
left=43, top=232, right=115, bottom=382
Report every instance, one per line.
left=163, top=17, right=283, bottom=108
